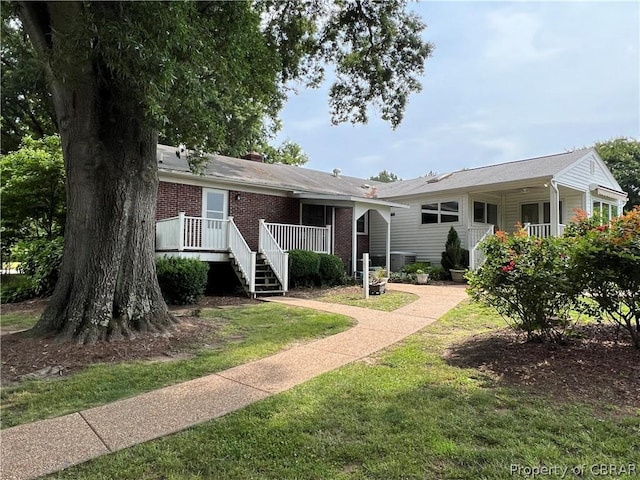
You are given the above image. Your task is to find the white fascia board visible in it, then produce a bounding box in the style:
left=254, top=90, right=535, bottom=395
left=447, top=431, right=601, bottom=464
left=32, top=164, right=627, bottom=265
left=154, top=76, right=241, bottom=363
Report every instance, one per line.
left=293, top=192, right=409, bottom=209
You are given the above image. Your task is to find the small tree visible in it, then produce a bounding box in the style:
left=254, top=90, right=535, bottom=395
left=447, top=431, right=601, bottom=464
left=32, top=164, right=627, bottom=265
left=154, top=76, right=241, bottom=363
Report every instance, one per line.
left=441, top=227, right=464, bottom=277
left=565, top=208, right=640, bottom=348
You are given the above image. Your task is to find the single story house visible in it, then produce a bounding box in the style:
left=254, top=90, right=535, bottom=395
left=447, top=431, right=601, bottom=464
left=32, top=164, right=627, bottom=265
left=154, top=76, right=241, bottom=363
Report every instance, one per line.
left=369, top=147, right=628, bottom=269
left=155, top=144, right=406, bottom=296
left=155, top=145, right=627, bottom=295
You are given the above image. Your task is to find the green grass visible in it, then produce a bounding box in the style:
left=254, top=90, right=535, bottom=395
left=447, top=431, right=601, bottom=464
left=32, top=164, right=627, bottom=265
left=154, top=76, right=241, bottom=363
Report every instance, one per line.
left=45, top=301, right=640, bottom=479
left=0, top=311, right=39, bottom=330
left=317, top=289, right=417, bottom=311
left=0, top=303, right=353, bottom=428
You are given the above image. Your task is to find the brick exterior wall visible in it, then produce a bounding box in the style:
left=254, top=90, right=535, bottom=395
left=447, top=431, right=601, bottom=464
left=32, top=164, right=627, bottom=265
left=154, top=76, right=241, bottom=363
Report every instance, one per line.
left=156, top=182, right=202, bottom=220
left=229, top=191, right=299, bottom=251
left=156, top=181, right=369, bottom=276
left=334, top=208, right=353, bottom=272
left=357, top=234, right=369, bottom=259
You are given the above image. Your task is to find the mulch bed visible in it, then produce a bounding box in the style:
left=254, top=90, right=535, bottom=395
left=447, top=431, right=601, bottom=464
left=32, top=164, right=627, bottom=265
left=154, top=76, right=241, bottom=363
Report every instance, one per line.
left=444, top=323, right=640, bottom=409
left=0, top=294, right=260, bottom=385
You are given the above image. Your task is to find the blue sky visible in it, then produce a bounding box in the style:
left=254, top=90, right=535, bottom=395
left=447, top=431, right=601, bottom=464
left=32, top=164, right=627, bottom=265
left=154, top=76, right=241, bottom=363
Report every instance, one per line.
left=275, top=1, right=640, bottom=180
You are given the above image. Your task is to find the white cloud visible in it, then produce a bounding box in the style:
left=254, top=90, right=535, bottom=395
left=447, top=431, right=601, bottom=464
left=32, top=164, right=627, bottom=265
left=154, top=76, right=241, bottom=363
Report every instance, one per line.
left=484, top=9, right=569, bottom=69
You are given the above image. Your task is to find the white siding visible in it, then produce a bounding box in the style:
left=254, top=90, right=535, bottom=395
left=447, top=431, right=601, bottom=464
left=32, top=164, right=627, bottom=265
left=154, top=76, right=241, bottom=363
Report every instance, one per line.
left=369, top=210, right=389, bottom=256
left=371, top=194, right=467, bottom=266
left=556, top=153, right=619, bottom=191
left=556, top=153, right=626, bottom=215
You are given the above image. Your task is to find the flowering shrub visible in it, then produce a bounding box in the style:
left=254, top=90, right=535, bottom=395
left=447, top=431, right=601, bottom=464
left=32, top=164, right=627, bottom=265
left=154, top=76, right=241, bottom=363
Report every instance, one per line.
left=467, top=228, right=580, bottom=342
left=565, top=207, right=640, bottom=348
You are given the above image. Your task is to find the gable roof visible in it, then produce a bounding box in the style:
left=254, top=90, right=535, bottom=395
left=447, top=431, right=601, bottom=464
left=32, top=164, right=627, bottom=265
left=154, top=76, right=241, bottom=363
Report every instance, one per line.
left=375, top=148, right=597, bottom=198
left=157, top=144, right=385, bottom=199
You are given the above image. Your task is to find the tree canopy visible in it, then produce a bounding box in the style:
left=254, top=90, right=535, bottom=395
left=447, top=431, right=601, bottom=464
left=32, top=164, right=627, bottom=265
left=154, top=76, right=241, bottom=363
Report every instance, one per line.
left=0, top=135, right=65, bottom=246
left=370, top=170, right=401, bottom=182
left=4, top=0, right=433, bottom=343
left=595, top=137, right=640, bottom=211
left=4, top=1, right=431, bottom=157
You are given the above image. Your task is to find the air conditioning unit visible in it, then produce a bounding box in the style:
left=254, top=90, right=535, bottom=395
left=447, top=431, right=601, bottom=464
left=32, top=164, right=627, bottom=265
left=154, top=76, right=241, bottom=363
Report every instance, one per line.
left=390, top=251, right=417, bottom=272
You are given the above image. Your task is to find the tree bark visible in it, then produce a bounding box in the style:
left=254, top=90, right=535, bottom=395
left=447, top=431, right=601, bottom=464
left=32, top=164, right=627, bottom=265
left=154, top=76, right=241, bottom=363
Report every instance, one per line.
left=19, top=2, right=175, bottom=343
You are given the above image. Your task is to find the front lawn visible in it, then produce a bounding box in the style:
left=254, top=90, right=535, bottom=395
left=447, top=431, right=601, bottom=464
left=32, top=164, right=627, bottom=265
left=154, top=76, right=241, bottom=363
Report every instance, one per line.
left=45, top=301, right=639, bottom=479
left=0, top=303, right=353, bottom=428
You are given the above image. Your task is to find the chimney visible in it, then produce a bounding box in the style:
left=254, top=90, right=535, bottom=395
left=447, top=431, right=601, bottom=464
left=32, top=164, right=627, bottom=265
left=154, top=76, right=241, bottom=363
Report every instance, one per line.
left=241, top=151, right=263, bottom=163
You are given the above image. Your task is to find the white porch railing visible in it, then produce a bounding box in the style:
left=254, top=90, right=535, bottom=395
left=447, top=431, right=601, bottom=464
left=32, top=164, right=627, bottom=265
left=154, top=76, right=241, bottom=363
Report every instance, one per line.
left=469, top=225, right=494, bottom=270
left=265, top=222, right=331, bottom=253
left=259, top=219, right=289, bottom=291
left=156, top=212, right=228, bottom=251
left=156, top=215, right=182, bottom=250
left=524, top=223, right=566, bottom=238
left=227, top=216, right=256, bottom=294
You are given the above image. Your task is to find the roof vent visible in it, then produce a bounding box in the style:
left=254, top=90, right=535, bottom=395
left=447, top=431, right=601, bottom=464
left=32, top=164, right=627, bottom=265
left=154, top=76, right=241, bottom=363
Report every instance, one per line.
left=361, top=183, right=370, bottom=189
left=426, top=172, right=453, bottom=183
left=332, top=168, right=341, bottom=177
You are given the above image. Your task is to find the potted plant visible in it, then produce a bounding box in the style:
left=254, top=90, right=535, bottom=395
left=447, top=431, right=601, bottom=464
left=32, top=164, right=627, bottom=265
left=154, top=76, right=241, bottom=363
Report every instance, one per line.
left=415, top=269, right=429, bottom=285
left=441, top=227, right=468, bottom=282
left=369, top=269, right=388, bottom=295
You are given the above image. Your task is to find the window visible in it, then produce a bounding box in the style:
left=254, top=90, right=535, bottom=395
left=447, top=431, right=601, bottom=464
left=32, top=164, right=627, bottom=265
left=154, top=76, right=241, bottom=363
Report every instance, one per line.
left=203, top=189, right=227, bottom=220
left=521, top=203, right=539, bottom=224
left=543, top=202, right=563, bottom=224
left=473, top=201, right=498, bottom=224
left=421, top=201, right=459, bottom=224
left=592, top=200, right=618, bottom=223
left=302, top=204, right=327, bottom=227
left=356, top=212, right=368, bottom=234
left=521, top=201, right=563, bottom=225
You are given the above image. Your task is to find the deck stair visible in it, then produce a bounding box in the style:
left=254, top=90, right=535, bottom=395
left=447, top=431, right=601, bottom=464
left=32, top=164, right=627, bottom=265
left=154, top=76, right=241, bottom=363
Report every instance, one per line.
left=230, top=254, right=284, bottom=297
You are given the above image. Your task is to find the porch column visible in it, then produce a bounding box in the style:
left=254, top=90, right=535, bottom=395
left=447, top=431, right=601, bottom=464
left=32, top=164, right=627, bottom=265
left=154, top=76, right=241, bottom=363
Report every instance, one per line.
left=386, top=219, right=391, bottom=277
left=550, top=181, right=560, bottom=236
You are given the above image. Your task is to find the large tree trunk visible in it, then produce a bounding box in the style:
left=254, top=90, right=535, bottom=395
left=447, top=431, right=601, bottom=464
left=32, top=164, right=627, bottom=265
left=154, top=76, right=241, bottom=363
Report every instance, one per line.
left=20, top=2, right=175, bottom=344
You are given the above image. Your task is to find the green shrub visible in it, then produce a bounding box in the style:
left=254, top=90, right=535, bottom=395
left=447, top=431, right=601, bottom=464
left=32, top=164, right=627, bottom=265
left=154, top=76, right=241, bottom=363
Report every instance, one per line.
left=402, top=262, right=430, bottom=274
left=427, top=265, right=447, bottom=281
left=317, top=253, right=346, bottom=286
left=389, top=271, right=415, bottom=283
left=441, top=227, right=468, bottom=278
left=288, top=249, right=321, bottom=288
left=565, top=208, right=640, bottom=349
left=467, top=229, right=580, bottom=342
left=156, top=257, right=209, bottom=305
left=13, top=237, right=64, bottom=297
left=0, top=274, right=36, bottom=303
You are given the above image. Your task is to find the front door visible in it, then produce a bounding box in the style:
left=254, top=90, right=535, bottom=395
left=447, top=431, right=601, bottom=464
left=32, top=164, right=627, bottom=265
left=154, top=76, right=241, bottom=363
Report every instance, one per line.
left=202, top=189, right=228, bottom=249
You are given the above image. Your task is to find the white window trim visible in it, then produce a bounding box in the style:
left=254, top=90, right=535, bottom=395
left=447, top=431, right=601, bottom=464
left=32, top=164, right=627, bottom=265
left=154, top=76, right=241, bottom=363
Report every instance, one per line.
left=420, top=200, right=461, bottom=225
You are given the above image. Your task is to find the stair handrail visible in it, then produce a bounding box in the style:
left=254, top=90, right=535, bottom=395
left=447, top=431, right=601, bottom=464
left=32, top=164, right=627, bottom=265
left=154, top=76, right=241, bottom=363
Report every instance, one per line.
left=259, top=219, right=289, bottom=292
left=227, top=216, right=256, bottom=294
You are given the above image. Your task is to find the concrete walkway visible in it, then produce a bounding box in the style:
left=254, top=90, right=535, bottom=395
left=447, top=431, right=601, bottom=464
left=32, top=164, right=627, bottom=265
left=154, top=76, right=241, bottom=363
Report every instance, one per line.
left=1, top=283, right=468, bottom=480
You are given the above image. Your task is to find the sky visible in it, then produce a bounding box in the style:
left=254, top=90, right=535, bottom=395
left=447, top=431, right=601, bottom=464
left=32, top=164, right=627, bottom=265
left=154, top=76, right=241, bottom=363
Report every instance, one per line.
left=274, top=1, right=640, bottom=180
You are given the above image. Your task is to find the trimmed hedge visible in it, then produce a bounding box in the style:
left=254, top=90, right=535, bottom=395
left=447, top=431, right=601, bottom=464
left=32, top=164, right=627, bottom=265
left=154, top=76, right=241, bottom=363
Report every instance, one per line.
left=288, top=250, right=346, bottom=288
left=318, top=253, right=347, bottom=286
left=156, top=257, right=209, bottom=305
